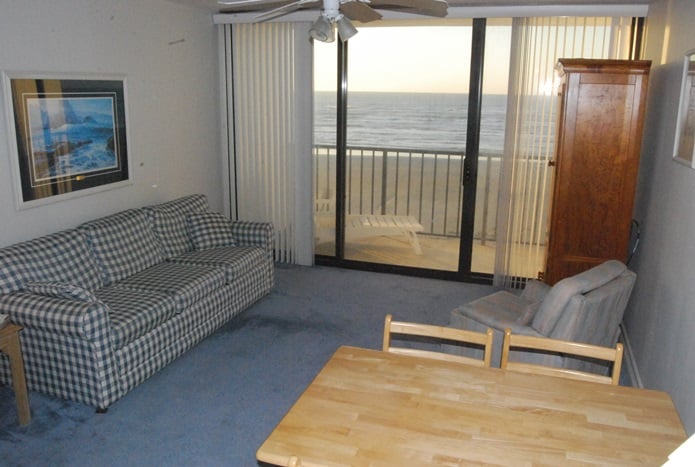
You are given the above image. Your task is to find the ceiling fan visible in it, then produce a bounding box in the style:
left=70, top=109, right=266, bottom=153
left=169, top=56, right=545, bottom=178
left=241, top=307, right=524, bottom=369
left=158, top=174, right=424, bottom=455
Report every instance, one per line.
left=217, top=0, right=448, bottom=42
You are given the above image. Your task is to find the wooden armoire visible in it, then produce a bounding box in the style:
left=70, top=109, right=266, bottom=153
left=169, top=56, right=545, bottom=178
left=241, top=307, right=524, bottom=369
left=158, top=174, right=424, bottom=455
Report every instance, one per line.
left=544, top=59, right=651, bottom=285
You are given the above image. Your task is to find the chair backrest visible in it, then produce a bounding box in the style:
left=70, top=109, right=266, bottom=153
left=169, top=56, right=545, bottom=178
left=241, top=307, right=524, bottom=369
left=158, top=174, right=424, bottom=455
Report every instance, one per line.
left=501, top=328, right=624, bottom=385
left=531, top=260, right=629, bottom=336
left=383, top=314, right=494, bottom=367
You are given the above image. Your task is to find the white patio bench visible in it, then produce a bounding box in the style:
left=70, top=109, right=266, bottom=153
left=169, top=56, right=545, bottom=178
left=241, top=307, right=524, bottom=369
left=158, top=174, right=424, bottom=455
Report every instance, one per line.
left=315, top=199, right=425, bottom=255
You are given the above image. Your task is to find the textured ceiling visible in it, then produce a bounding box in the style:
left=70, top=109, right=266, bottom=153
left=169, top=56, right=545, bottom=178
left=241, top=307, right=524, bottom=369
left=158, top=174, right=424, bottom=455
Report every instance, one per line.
left=167, top=0, right=649, bottom=14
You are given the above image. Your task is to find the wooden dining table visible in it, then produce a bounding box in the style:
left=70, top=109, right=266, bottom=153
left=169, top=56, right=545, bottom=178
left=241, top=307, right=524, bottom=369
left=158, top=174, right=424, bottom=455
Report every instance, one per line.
left=257, top=345, right=687, bottom=466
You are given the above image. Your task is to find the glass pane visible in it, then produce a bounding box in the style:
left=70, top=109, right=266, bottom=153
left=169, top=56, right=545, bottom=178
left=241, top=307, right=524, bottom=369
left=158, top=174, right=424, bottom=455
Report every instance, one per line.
left=472, top=19, right=512, bottom=274
left=343, top=23, right=473, bottom=270
left=313, top=40, right=338, bottom=257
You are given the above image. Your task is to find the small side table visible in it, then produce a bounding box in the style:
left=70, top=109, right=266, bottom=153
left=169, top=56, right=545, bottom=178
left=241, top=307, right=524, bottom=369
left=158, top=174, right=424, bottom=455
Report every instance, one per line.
left=0, top=324, right=31, bottom=425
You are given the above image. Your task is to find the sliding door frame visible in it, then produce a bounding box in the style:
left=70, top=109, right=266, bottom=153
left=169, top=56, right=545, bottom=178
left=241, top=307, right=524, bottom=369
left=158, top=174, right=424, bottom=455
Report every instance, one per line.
left=315, top=19, right=491, bottom=284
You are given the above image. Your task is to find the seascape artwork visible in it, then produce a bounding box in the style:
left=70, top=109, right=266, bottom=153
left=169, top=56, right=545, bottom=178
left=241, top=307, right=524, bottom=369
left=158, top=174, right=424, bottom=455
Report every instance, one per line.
left=26, top=96, right=118, bottom=181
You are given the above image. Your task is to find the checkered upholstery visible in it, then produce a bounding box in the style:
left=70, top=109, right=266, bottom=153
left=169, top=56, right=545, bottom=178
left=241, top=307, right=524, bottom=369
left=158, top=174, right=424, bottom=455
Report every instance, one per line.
left=0, top=194, right=274, bottom=410
left=0, top=291, right=121, bottom=408
left=95, top=286, right=178, bottom=349
left=0, top=229, right=102, bottom=294
left=115, top=286, right=231, bottom=392
left=80, top=209, right=164, bottom=286
left=113, top=262, right=226, bottom=311
left=23, top=281, right=98, bottom=302
left=171, top=246, right=266, bottom=282
left=144, top=194, right=209, bottom=259
left=188, top=211, right=238, bottom=250
left=229, top=220, right=275, bottom=285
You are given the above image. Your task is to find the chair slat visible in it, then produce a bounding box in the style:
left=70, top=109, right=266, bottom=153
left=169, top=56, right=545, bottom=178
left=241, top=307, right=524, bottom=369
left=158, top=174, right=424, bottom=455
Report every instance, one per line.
left=501, top=328, right=624, bottom=385
left=383, top=314, right=494, bottom=368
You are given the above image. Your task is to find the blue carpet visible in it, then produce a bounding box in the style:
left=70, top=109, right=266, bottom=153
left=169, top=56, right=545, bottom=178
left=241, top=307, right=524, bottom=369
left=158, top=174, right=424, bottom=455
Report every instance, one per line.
left=0, top=265, right=494, bottom=466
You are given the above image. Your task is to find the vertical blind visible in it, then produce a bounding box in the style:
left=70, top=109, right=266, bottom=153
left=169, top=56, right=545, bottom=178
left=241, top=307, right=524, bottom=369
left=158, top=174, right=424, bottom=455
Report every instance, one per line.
left=223, top=22, right=314, bottom=265
left=495, top=16, right=636, bottom=288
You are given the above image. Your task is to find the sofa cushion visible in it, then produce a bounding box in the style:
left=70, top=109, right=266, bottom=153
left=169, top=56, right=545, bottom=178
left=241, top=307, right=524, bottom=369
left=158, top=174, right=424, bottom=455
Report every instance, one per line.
left=23, top=281, right=98, bottom=302
left=532, top=260, right=627, bottom=335
left=171, top=246, right=266, bottom=283
left=113, top=262, right=225, bottom=312
left=0, top=229, right=102, bottom=294
left=144, top=194, right=209, bottom=259
left=80, top=209, right=164, bottom=286
left=147, top=210, right=191, bottom=259
left=95, top=286, right=178, bottom=349
left=188, top=212, right=238, bottom=251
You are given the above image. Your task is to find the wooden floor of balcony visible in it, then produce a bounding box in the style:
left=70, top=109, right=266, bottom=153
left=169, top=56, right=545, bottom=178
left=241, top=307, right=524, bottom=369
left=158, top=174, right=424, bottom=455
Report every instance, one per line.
left=315, top=234, right=545, bottom=277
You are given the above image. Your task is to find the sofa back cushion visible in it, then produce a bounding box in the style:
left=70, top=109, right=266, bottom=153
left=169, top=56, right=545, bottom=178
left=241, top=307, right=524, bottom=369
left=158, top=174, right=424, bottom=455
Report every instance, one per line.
left=531, top=260, right=627, bottom=335
left=0, top=229, right=102, bottom=294
left=144, top=194, right=209, bottom=259
left=80, top=209, right=164, bottom=286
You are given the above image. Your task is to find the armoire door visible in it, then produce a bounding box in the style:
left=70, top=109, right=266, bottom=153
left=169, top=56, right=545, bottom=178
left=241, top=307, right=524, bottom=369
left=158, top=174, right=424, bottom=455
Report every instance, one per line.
left=545, top=59, right=651, bottom=285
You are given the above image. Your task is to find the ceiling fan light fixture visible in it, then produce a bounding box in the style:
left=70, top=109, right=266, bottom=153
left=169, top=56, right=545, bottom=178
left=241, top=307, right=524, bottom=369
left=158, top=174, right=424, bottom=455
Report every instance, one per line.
left=336, top=15, right=358, bottom=42
left=310, top=14, right=335, bottom=43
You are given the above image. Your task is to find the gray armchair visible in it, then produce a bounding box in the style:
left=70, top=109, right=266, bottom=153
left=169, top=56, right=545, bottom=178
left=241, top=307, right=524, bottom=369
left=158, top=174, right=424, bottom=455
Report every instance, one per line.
left=448, top=260, right=636, bottom=374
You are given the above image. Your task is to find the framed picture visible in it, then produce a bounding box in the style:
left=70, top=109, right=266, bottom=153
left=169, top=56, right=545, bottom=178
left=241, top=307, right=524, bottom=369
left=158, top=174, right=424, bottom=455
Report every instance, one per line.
left=2, top=72, right=131, bottom=209
left=674, top=50, right=695, bottom=168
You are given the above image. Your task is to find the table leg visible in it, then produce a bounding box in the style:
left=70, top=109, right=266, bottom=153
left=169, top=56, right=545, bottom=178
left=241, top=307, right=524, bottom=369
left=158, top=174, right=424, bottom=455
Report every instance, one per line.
left=6, top=334, right=31, bottom=425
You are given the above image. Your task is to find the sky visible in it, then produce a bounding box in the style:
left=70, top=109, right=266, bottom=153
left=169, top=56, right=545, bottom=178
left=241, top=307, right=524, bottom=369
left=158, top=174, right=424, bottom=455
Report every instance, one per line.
left=313, top=23, right=512, bottom=95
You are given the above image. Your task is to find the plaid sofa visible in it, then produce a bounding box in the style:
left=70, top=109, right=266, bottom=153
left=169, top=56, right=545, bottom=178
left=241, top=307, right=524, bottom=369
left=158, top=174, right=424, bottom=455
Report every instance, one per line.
left=0, top=194, right=274, bottom=410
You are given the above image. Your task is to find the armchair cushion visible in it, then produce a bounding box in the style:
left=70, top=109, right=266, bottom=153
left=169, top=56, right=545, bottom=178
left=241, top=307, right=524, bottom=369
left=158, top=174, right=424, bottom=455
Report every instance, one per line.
left=520, top=279, right=551, bottom=303
left=531, top=260, right=627, bottom=335
left=463, top=291, right=540, bottom=327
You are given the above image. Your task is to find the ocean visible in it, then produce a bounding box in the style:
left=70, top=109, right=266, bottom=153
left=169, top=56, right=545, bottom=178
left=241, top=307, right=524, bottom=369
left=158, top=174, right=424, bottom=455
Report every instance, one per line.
left=314, top=91, right=509, bottom=154
left=312, top=91, right=553, bottom=239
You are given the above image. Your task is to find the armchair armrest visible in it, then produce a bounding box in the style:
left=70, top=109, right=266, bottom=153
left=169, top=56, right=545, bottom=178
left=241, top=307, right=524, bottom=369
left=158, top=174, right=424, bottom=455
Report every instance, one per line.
left=0, top=292, right=112, bottom=342
left=521, top=279, right=551, bottom=302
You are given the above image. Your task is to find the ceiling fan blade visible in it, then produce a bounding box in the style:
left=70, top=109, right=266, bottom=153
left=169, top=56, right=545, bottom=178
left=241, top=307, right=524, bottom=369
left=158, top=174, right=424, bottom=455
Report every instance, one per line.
left=218, top=0, right=300, bottom=13
left=369, top=0, right=448, bottom=17
left=255, top=0, right=318, bottom=21
left=340, top=1, right=382, bottom=23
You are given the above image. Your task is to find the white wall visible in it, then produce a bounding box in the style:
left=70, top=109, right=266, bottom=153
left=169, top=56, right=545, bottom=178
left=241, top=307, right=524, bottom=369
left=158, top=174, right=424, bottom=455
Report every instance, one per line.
left=626, top=0, right=695, bottom=435
left=0, top=0, right=221, bottom=247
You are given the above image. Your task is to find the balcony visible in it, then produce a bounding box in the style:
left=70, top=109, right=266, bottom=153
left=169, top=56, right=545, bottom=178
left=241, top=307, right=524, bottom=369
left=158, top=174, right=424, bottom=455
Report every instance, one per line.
left=314, top=144, right=547, bottom=275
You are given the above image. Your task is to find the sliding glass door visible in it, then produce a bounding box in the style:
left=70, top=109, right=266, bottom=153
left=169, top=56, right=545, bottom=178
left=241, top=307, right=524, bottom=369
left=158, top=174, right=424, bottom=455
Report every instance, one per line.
left=314, top=19, right=511, bottom=281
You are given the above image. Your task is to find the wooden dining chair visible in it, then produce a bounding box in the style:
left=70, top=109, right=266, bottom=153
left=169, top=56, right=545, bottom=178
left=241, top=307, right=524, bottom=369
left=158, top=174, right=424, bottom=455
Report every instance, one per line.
left=382, top=314, right=494, bottom=367
left=501, top=328, right=624, bottom=385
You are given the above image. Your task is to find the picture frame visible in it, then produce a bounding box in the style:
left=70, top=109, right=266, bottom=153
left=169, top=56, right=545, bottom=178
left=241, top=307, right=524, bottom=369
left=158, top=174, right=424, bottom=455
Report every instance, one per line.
left=673, top=50, right=695, bottom=168
left=2, top=72, right=131, bottom=209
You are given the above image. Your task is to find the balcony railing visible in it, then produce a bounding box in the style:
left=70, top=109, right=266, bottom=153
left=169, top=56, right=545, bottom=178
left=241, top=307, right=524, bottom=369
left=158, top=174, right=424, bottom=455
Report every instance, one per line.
left=313, top=145, right=503, bottom=243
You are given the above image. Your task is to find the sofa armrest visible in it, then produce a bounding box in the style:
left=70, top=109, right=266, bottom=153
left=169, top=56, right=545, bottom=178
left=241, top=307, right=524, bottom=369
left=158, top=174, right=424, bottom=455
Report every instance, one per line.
left=520, top=279, right=551, bottom=302
left=0, top=291, right=121, bottom=409
left=0, top=292, right=112, bottom=342
left=230, top=221, right=274, bottom=260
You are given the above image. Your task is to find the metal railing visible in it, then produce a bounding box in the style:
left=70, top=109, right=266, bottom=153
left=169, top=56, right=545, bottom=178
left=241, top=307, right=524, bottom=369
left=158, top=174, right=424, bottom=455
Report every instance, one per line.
left=313, top=144, right=502, bottom=242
